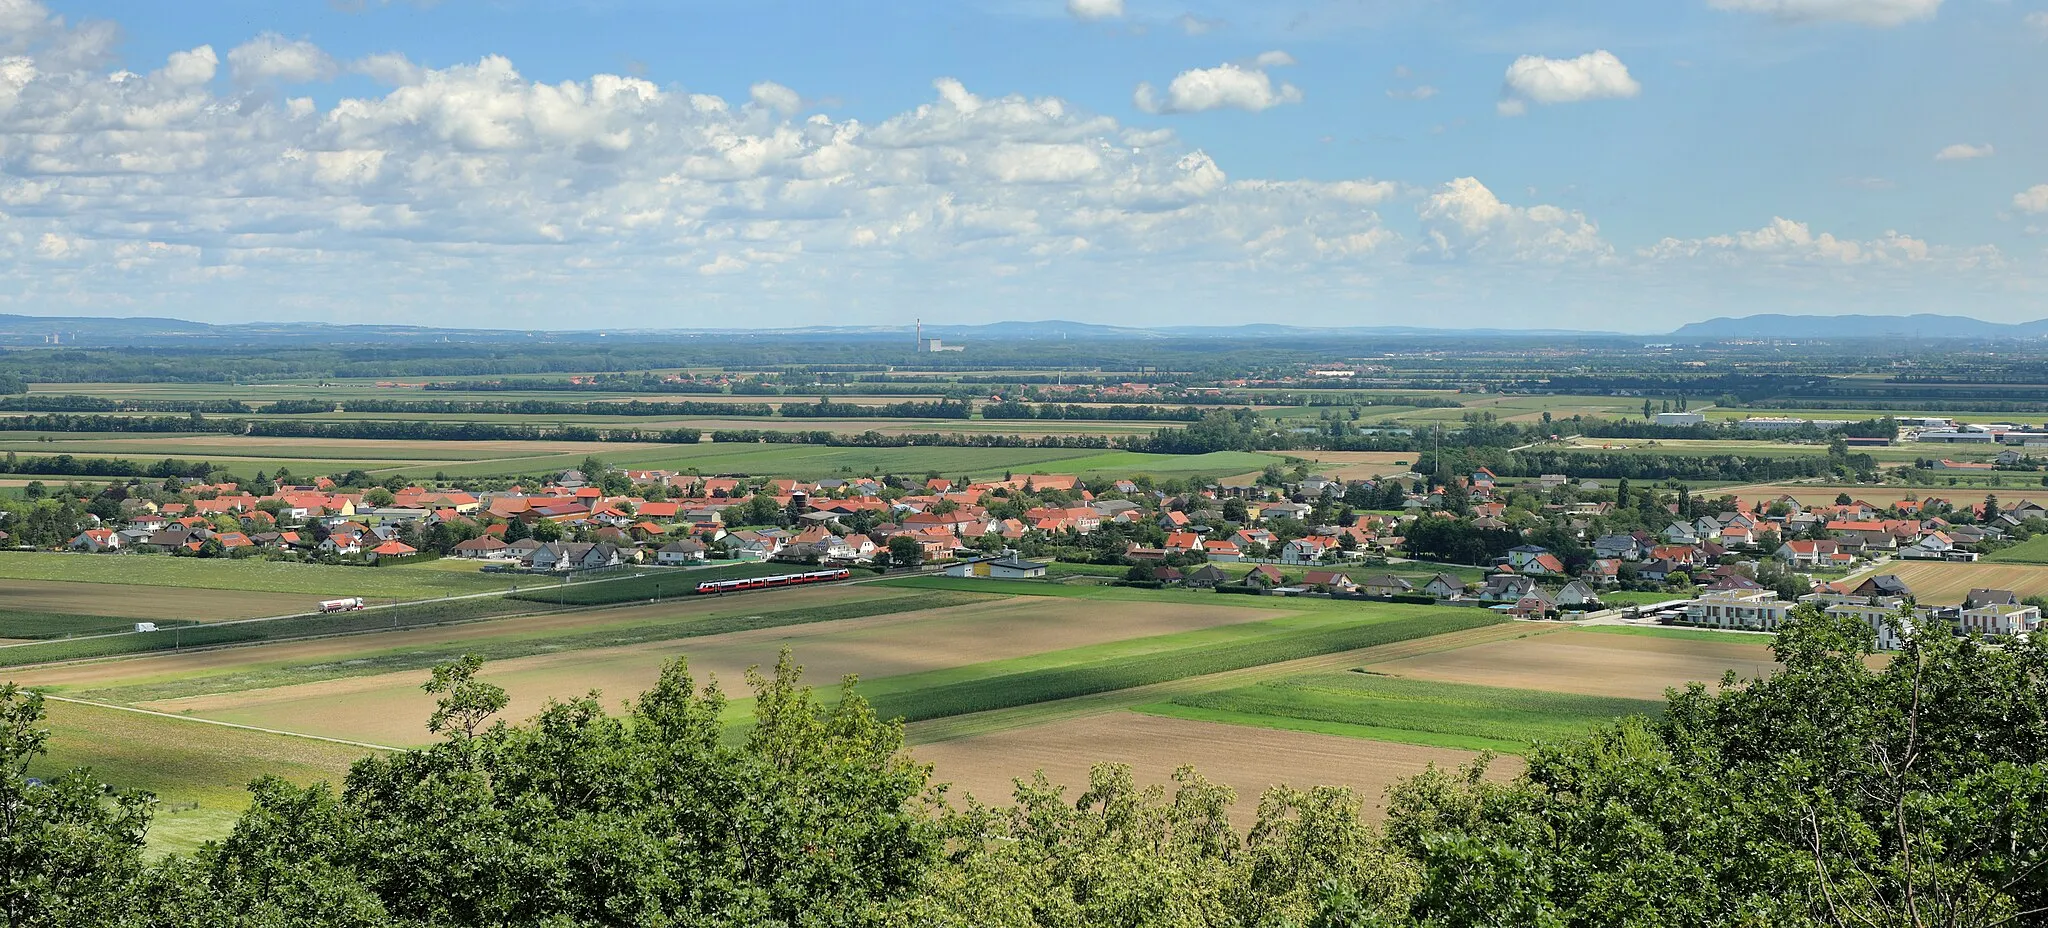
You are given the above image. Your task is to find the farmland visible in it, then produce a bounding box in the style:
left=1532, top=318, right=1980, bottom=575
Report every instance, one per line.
left=0, top=553, right=524, bottom=599
left=1985, top=536, right=2048, bottom=565
left=1880, top=560, right=2048, bottom=602
left=1364, top=627, right=1782, bottom=700
left=0, top=578, right=313, bottom=621
left=911, top=713, right=1524, bottom=828
left=9, top=571, right=1789, bottom=855
left=1143, top=673, right=1665, bottom=754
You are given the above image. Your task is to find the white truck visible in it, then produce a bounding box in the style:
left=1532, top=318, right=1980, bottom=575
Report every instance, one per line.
left=318, top=597, right=367, bottom=613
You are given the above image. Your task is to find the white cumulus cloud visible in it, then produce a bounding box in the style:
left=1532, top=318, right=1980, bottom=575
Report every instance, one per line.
left=2015, top=185, right=2048, bottom=214
left=158, top=45, right=217, bottom=87
left=1135, top=59, right=1302, bottom=114
left=1066, top=0, right=1123, bottom=21
left=1934, top=142, right=1993, bottom=161
left=1641, top=217, right=1932, bottom=265
left=1415, top=177, right=1608, bottom=262
left=1500, top=50, right=1639, bottom=115
left=1707, top=0, right=1943, bottom=27
left=227, top=33, right=337, bottom=85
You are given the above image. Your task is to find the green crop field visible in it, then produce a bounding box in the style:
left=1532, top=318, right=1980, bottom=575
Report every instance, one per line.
left=1984, top=536, right=2048, bottom=565
left=857, top=609, right=1505, bottom=724
left=0, top=610, right=196, bottom=640
left=0, top=596, right=533, bottom=668
left=1145, top=672, right=1664, bottom=753
left=0, top=553, right=525, bottom=599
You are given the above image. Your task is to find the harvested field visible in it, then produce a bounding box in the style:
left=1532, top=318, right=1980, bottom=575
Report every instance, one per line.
left=0, top=579, right=314, bottom=621
left=1368, top=627, right=1780, bottom=700
left=1882, top=561, right=2048, bottom=603
left=130, top=598, right=1282, bottom=746
left=912, top=712, right=1520, bottom=828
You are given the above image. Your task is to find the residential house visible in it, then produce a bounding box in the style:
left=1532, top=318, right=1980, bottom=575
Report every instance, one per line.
left=1476, top=573, right=1538, bottom=603
left=1422, top=574, right=1466, bottom=600
left=69, top=528, right=121, bottom=552
left=1510, top=587, right=1559, bottom=617
left=1518, top=552, right=1568, bottom=577
left=1303, top=570, right=1360, bottom=594
left=1554, top=580, right=1601, bottom=609
left=1184, top=565, right=1230, bottom=589
left=452, top=537, right=513, bottom=559
left=1357, top=574, right=1413, bottom=597
left=1593, top=534, right=1645, bottom=561
left=1279, top=536, right=1340, bottom=565
left=1242, top=564, right=1286, bottom=588
left=1202, top=539, right=1244, bottom=563
left=656, top=540, right=708, bottom=565
left=1505, top=545, right=1552, bottom=570
left=369, top=539, right=418, bottom=558
left=1776, top=539, right=1839, bottom=569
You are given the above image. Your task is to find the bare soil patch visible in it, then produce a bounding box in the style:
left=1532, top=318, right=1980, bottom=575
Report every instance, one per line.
left=912, top=712, right=1520, bottom=827
left=136, top=598, right=1280, bottom=746
left=1368, top=628, right=1779, bottom=701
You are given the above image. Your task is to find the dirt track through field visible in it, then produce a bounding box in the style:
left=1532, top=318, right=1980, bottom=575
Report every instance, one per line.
left=913, top=712, right=1521, bottom=827
left=0, top=580, right=313, bottom=621
left=129, top=598, right=1282, bottom=746
left=1369, top=628, right=1778, bottom=700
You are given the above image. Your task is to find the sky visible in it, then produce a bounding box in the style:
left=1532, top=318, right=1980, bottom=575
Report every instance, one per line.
left=0, top=0, right=2043, bottom=333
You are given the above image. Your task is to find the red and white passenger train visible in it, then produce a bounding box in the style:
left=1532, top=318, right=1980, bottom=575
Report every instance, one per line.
left=694, top=568, right=851, bottom=595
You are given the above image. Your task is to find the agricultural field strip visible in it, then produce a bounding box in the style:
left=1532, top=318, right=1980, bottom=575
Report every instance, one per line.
left=0, top=554, right=527, bottom=598
left=0, top=609, right=197, bottom=639
left=1144, top=673, right=1665, bottom=754
left=901, top=622, right=1552, bottom=744
left=41, top=694, right=399, bottom=750
left=51, top=589, right=992, bottom=704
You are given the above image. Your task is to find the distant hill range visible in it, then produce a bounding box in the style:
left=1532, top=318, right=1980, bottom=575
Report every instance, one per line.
left=1, top=311, right=2043, bottom=347
left=1668, top=314, right=2048, bottom=340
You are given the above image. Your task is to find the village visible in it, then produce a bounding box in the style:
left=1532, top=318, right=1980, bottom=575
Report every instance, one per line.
left=34, top=454, right=2048, bottom=652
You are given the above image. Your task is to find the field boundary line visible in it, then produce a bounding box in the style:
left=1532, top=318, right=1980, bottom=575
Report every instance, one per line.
left=41, top=694, right=398, bottom=752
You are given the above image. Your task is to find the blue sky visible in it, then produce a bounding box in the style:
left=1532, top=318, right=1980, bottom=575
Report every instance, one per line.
left=0, top=0, right=2041, bottom=332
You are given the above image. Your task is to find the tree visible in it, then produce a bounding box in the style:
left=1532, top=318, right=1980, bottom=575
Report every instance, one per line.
left=887, top=534, right=921, bottom=567
left=177, top=653, right=944, bottom=927
left=363, top=487, right=395, bottom=507
left=421, top=654, right=508, bottom=740
left=0, top=685, right=151, bottom=928
left=1375, top=606, right=2048, bottom=926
